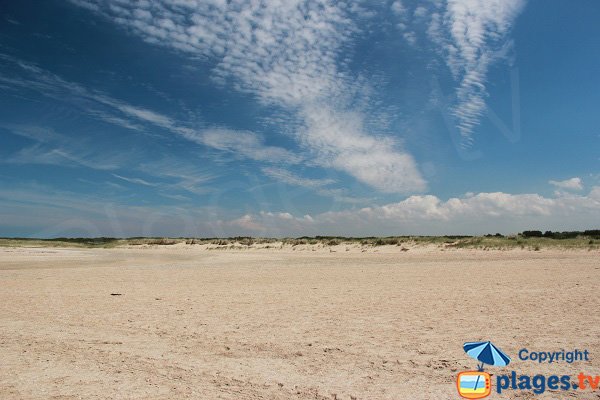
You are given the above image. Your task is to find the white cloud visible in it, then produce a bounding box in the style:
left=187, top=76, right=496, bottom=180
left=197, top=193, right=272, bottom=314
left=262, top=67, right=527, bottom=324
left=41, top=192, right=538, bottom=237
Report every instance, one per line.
left=105, top=103, right=301, bottom=165
left=301, top=106, right=426, bottom=193
left=223, top=188, right=600, bottom=236
left=69, top=0, right=99, bottom=12
left=2, top=123, right=217, bottom=197
left=1, top=55, right=299, bottom=168
left=69, top=0, right=427, bottom=194
left=226, top=214, right=269, bottom=233
left=403, top=31, right=417, bottom=46
left=260, top=167, right=373, bottom=204
left=116, top=104, right=174, bottom=128
left=430, top=0, right=526, bottom=142
left=0, top=184, right=223, bottom=237
left=316, top=188, right=374, bottom=204
left=4, top=127, right=129, bottom=171
left=112, top=173, right=157, bottom=187
left=2, top=184, right=598, bottom=237
left=391, top=1, right=407, bottom=16
left=1, top=124, right=63, bottom=143
left=414, top=6, right=428, bottom=18
left=261, top=166, right=334, bottom=189
left=549, top=177, right=583, bottom=191
left=199, top=129, right=301, bottom=164
left=135, top=158, right=217, bottom=196
left=87, top=111, right=145, bottom=132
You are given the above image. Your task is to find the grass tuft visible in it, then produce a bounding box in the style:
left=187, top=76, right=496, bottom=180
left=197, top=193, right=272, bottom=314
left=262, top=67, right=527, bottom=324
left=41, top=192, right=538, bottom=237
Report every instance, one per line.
left=1, top=231, right=598, bottom=250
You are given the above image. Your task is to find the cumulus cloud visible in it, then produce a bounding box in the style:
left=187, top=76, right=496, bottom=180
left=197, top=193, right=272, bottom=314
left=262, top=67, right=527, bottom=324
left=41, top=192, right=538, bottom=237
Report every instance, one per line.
left=429, top=0, right=526, bottom=143
left=549, top=177, right=583, bottom=191
left=220, top=189, right=600, bottom=236
left=69, top=0, right=427, bottom=194
left=2, top=184, right=598, bottom=237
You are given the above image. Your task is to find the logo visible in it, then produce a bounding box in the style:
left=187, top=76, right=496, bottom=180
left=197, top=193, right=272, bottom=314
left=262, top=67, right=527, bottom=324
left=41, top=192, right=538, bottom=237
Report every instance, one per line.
left=456, top=341, right=511, bottom=399
left=457, top=371, right=492, bottom=399
left=455, top=342, right=598, bottom=397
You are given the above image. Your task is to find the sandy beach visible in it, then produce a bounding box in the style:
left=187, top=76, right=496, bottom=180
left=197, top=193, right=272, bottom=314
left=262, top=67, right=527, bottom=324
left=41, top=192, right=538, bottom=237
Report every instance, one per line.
left=1, top=245, right=599, bottom=399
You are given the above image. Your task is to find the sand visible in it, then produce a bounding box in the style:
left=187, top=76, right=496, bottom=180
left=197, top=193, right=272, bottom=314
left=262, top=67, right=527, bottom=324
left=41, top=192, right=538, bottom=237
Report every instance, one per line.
left=0, top=245, right=599, bottom=399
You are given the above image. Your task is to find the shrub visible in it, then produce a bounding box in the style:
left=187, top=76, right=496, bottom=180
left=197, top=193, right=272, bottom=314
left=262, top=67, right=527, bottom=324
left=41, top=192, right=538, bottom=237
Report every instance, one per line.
left=148, top=238, right=177, bottom=245
left=522, top=230, right=543, bottom=238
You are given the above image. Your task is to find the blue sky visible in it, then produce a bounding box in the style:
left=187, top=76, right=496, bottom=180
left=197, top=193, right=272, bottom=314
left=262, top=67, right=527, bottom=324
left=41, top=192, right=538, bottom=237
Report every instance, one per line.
left=0, top=0, right=598, bottom=237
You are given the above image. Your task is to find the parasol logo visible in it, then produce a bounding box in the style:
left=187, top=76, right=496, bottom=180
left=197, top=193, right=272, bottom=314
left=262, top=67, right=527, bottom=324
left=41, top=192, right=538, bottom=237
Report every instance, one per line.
left=456, top=342, right=598, bottom=396
left=456, top=341, right=511, bottom=399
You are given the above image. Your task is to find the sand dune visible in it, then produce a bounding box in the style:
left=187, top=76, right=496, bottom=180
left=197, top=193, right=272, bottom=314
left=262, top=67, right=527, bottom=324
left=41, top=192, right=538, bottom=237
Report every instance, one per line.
left=0, top=246, right=598, bottom=399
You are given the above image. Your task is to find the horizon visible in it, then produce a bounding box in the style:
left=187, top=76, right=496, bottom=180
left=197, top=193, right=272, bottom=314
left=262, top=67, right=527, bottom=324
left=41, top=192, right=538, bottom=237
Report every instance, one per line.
left=1, top=1, right=599, bottom=237
left=3, top=229, right=600, bottom=241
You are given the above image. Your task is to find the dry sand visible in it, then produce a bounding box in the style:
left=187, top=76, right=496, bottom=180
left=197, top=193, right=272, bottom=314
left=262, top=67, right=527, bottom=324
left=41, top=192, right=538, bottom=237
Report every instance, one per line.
left=0, top=245, right=599, bottom=399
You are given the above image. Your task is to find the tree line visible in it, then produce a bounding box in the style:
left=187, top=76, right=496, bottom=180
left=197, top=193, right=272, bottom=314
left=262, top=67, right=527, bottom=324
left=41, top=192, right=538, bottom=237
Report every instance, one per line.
left=520, top=230, right=600, bottom=239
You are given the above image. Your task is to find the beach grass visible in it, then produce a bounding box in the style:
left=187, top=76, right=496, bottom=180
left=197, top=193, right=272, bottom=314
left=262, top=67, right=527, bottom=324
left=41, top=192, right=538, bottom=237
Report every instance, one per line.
left=0, top=232, right=598, bottom=250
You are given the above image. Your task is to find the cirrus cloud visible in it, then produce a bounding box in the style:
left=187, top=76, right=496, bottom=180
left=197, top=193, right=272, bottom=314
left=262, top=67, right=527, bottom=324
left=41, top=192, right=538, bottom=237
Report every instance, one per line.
left=68, top=0, right=427, bottom=194
left=428, top=0, right=526, bottom=144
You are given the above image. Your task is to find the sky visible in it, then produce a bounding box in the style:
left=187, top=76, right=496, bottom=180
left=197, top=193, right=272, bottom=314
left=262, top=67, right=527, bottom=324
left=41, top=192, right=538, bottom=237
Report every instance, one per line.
left=0, top=0, right=599, bottom=238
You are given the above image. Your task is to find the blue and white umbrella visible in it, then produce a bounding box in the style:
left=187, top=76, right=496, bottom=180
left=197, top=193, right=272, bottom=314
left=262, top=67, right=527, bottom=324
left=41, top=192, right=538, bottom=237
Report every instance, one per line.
left=463, top=341, right=511, bottom=393
left=463, top=341, right=511, bottom=369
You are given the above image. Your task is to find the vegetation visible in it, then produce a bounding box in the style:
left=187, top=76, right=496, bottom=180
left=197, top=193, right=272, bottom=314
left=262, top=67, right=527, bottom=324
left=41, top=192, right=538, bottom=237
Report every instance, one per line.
left=0, top=230, right=598, bottom=250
